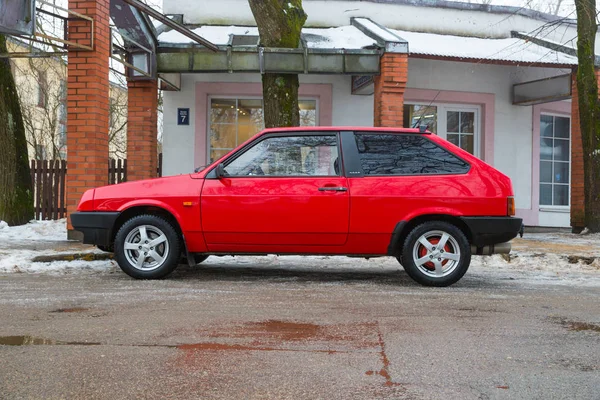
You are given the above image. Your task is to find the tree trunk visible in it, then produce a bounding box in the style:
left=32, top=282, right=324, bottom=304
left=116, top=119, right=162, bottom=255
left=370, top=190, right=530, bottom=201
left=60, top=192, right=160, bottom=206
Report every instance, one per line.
left=574, top=0, right=600, bottom=231
left=0, top=35, right=34, bottom=226
left=248, top=0, right=307, bottom=128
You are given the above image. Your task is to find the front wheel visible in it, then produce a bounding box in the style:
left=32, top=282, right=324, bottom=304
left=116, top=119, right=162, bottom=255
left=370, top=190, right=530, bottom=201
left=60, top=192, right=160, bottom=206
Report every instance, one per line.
left=399, top=221, right=471, bottom=287
left=114, top=215, right=181, bottom=279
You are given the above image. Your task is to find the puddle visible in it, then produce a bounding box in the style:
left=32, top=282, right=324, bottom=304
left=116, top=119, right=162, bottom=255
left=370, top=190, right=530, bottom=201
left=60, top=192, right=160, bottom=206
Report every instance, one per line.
left=553, top=318, right=600, bottom=333
left=241, top=320, right=321, bottom=341
left=177, top=342, right=340, bottom=353
left=51, top=307, right=89, bottom=313
left=0, top=336, right=101, bottom=346
left=565, top=321, right=600, bottom=333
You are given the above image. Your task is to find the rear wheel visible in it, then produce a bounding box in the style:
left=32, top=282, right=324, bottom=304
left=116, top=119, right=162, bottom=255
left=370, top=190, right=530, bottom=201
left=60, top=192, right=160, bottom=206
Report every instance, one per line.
left=114, top=215, right=181, bottom=279
left=399, top=221, right=470, bottom=287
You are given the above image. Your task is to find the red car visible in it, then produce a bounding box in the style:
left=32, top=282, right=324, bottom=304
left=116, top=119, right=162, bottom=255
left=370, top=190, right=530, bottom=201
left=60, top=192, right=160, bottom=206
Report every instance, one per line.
left=71, top=127, right=523, bottom=286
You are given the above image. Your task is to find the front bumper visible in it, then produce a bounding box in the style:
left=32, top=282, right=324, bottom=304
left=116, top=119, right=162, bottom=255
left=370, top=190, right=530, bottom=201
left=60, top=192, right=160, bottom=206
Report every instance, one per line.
left=460, top=217, right=523, bottom=247
left=70, top=212, right=120, bottom=247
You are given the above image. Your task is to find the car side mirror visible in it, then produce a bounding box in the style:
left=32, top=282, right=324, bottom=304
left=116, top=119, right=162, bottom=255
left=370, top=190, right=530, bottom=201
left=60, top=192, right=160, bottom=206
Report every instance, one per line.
left=215, top=163, right=226, bottom=179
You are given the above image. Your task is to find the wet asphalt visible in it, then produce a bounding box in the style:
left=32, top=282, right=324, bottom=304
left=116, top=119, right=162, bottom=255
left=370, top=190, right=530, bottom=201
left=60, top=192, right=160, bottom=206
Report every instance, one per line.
left=0, top=263, right=598, bottom=400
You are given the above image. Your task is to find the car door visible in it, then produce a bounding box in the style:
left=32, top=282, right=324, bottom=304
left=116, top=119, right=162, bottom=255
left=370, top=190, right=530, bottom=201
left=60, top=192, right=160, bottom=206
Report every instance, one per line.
left=342, top=131, right=472, bottom=254
left=201, top=132, right=349, bottom=248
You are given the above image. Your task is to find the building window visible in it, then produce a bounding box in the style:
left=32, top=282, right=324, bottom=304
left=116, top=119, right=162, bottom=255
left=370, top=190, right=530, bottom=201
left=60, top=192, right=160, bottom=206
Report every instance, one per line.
left=403, top=105, right=438, bottom=133
left=209, top=98, right=317, bottom=162
left=58, top=122, right=67, bottom=148
left=403, top=103, right=480, bottom=157
left=540, top=114, right=570, bottom=207
left=446, top=110, right=475, bottom=154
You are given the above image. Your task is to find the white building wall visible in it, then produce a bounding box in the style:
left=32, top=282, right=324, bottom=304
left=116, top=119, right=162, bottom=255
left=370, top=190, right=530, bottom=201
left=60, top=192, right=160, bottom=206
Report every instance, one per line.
left=163, top=73, right=373, bottom=176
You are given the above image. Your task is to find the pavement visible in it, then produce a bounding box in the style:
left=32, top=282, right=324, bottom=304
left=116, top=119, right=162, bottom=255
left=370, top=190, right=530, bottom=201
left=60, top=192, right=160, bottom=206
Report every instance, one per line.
left=0, top=230, right=599, bottom=399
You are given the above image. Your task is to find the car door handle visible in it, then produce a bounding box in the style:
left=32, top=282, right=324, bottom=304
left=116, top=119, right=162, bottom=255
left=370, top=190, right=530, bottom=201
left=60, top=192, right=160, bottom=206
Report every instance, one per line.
left=318, top=187, right=348, bottom=192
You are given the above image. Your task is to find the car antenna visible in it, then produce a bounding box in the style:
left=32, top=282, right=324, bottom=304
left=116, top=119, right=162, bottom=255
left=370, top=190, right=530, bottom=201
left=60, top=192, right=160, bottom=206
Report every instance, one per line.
left=413, top=90, right=441, bottom=130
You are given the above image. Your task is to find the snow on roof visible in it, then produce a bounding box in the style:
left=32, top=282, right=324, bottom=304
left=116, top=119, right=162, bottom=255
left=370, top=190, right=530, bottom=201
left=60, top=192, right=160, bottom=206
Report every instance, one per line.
left=158, top=23, right=577, bottom=65
left=159, top=25, right=258, bottom=45
left=391, top=29, right=578, bottom=65
left=158, top=25, right=378, bottom=49
left=351, top=18, right=405, bottom=43
left=302, top=26, right=377, bottom=49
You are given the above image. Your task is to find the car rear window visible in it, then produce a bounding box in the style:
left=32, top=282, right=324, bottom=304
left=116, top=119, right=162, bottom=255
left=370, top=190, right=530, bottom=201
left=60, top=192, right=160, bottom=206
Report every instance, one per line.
left=354, top=133, right=470, bottom=176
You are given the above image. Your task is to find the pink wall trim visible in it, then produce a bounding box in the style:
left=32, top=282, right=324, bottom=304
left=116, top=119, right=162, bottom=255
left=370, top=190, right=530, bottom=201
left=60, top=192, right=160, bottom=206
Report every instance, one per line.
left=404, top=88, right=495, bottom=165
left=194, top=82, right=333, bottom=167
left=521, top=101, right=572, bottom=225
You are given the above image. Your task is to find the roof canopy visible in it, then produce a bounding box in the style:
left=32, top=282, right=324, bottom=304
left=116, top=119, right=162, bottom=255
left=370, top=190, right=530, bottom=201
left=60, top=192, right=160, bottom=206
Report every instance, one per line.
left=156, top=17, right=578, bottom=77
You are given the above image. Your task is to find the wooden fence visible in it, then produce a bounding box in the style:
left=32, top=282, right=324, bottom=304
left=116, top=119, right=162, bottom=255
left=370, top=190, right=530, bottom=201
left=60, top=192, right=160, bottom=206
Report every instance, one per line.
left=30, top=154, right=163, bottom=221
left=30, top=160, right=67, bottom=221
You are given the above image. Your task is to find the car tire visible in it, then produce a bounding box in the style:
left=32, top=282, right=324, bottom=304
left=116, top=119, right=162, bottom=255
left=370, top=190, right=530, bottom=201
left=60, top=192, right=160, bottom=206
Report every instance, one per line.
left=399, top=221, right=471, bottom=287
left=114, top=214, right=181, bottom=279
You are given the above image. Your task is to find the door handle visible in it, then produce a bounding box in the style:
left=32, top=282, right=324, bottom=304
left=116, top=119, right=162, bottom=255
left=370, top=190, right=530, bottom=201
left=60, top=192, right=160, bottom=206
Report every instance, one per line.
left=318, top=187, right=348, bottom=192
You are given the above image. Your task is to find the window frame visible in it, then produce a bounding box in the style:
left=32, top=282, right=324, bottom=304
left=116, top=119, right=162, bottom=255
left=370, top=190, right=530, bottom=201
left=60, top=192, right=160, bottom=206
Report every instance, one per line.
left=404, top=102, right=481, bottom=158
left=206, top=131, right=343, bottom=179
left=351, top=132, right=471, bottom=177
left=206, top=95, right=320, bottom=164
left=539, top=112, right=571, bottom=210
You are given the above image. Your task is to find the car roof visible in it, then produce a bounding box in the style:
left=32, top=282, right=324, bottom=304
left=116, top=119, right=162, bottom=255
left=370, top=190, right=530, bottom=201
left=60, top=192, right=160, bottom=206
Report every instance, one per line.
left=261, top=126, right=431, bottom=134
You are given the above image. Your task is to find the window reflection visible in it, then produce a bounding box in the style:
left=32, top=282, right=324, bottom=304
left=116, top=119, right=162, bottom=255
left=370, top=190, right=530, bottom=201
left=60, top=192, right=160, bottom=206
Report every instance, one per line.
left=224, top=135, right=339, bottom=177
left=355, top=134, right=469, bottom=175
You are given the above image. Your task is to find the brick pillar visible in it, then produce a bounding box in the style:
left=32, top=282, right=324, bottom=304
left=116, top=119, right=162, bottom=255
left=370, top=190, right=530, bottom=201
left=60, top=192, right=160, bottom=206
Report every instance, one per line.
left=570, top=73, right=585, bottom=232
left=126, top=80, right=158, bottom=181
left=373, top=53, right=408, bottom=127
left=66, top=0, right=110, bottom=239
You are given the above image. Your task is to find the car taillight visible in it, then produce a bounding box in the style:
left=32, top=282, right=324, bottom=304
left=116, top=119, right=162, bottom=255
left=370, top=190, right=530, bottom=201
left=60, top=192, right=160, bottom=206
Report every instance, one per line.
left=507, top=196, right=515, bottom=216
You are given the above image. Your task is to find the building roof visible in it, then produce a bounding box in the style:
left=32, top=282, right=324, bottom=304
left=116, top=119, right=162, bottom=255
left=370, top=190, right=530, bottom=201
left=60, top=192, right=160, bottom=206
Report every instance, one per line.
left=159, top=25, right=378, bottom=50
left=390, top=28, right=578, bottom=66
left=157, top=21, right=578, bottom=67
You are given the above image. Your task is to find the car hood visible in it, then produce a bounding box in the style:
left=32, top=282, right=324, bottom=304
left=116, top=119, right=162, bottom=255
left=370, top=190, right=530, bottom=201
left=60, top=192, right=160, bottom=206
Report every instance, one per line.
left=90, top=174, right=202, bottom=211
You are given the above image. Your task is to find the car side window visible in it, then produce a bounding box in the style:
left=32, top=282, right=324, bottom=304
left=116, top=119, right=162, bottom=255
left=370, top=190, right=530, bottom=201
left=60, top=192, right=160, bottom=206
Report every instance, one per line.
left=354, top=134, right=470, bottom=175
left=224, top=135, right=340, bottom=177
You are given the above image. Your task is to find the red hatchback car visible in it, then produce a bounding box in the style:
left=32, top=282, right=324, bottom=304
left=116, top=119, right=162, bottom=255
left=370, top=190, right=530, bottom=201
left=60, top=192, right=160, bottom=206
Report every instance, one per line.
left=72, top=127, right=523, bottom=286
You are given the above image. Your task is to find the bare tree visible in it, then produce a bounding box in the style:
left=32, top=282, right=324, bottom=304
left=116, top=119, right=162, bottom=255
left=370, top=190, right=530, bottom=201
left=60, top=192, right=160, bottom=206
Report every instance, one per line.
left=248, top=0, right=307, bottom=128
left=9, top=44, right=67, bottom=160
left=0, top=34, right=34, bottom=226
left=573, top=0, right=600, bottom=231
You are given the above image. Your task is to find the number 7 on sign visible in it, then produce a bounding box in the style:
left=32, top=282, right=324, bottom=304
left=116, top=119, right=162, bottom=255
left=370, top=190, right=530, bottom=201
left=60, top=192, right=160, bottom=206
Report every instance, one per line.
left=178, top=108, right=190, bottom=126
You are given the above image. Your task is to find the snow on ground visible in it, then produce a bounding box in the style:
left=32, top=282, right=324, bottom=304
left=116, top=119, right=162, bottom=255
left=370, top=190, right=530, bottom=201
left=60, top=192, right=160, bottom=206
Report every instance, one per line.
left=0, top=219, right=118, bottom=274
left=0, top=250, right=118, bottom=275
left=0, top=220, right=598, bottom=285
left=0, top=219, right=68, bottom=241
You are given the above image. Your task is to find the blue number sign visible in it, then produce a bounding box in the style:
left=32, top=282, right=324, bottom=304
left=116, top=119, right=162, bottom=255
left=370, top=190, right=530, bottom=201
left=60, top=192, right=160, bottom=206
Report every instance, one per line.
left=178, top=108, right=190, bottom=125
